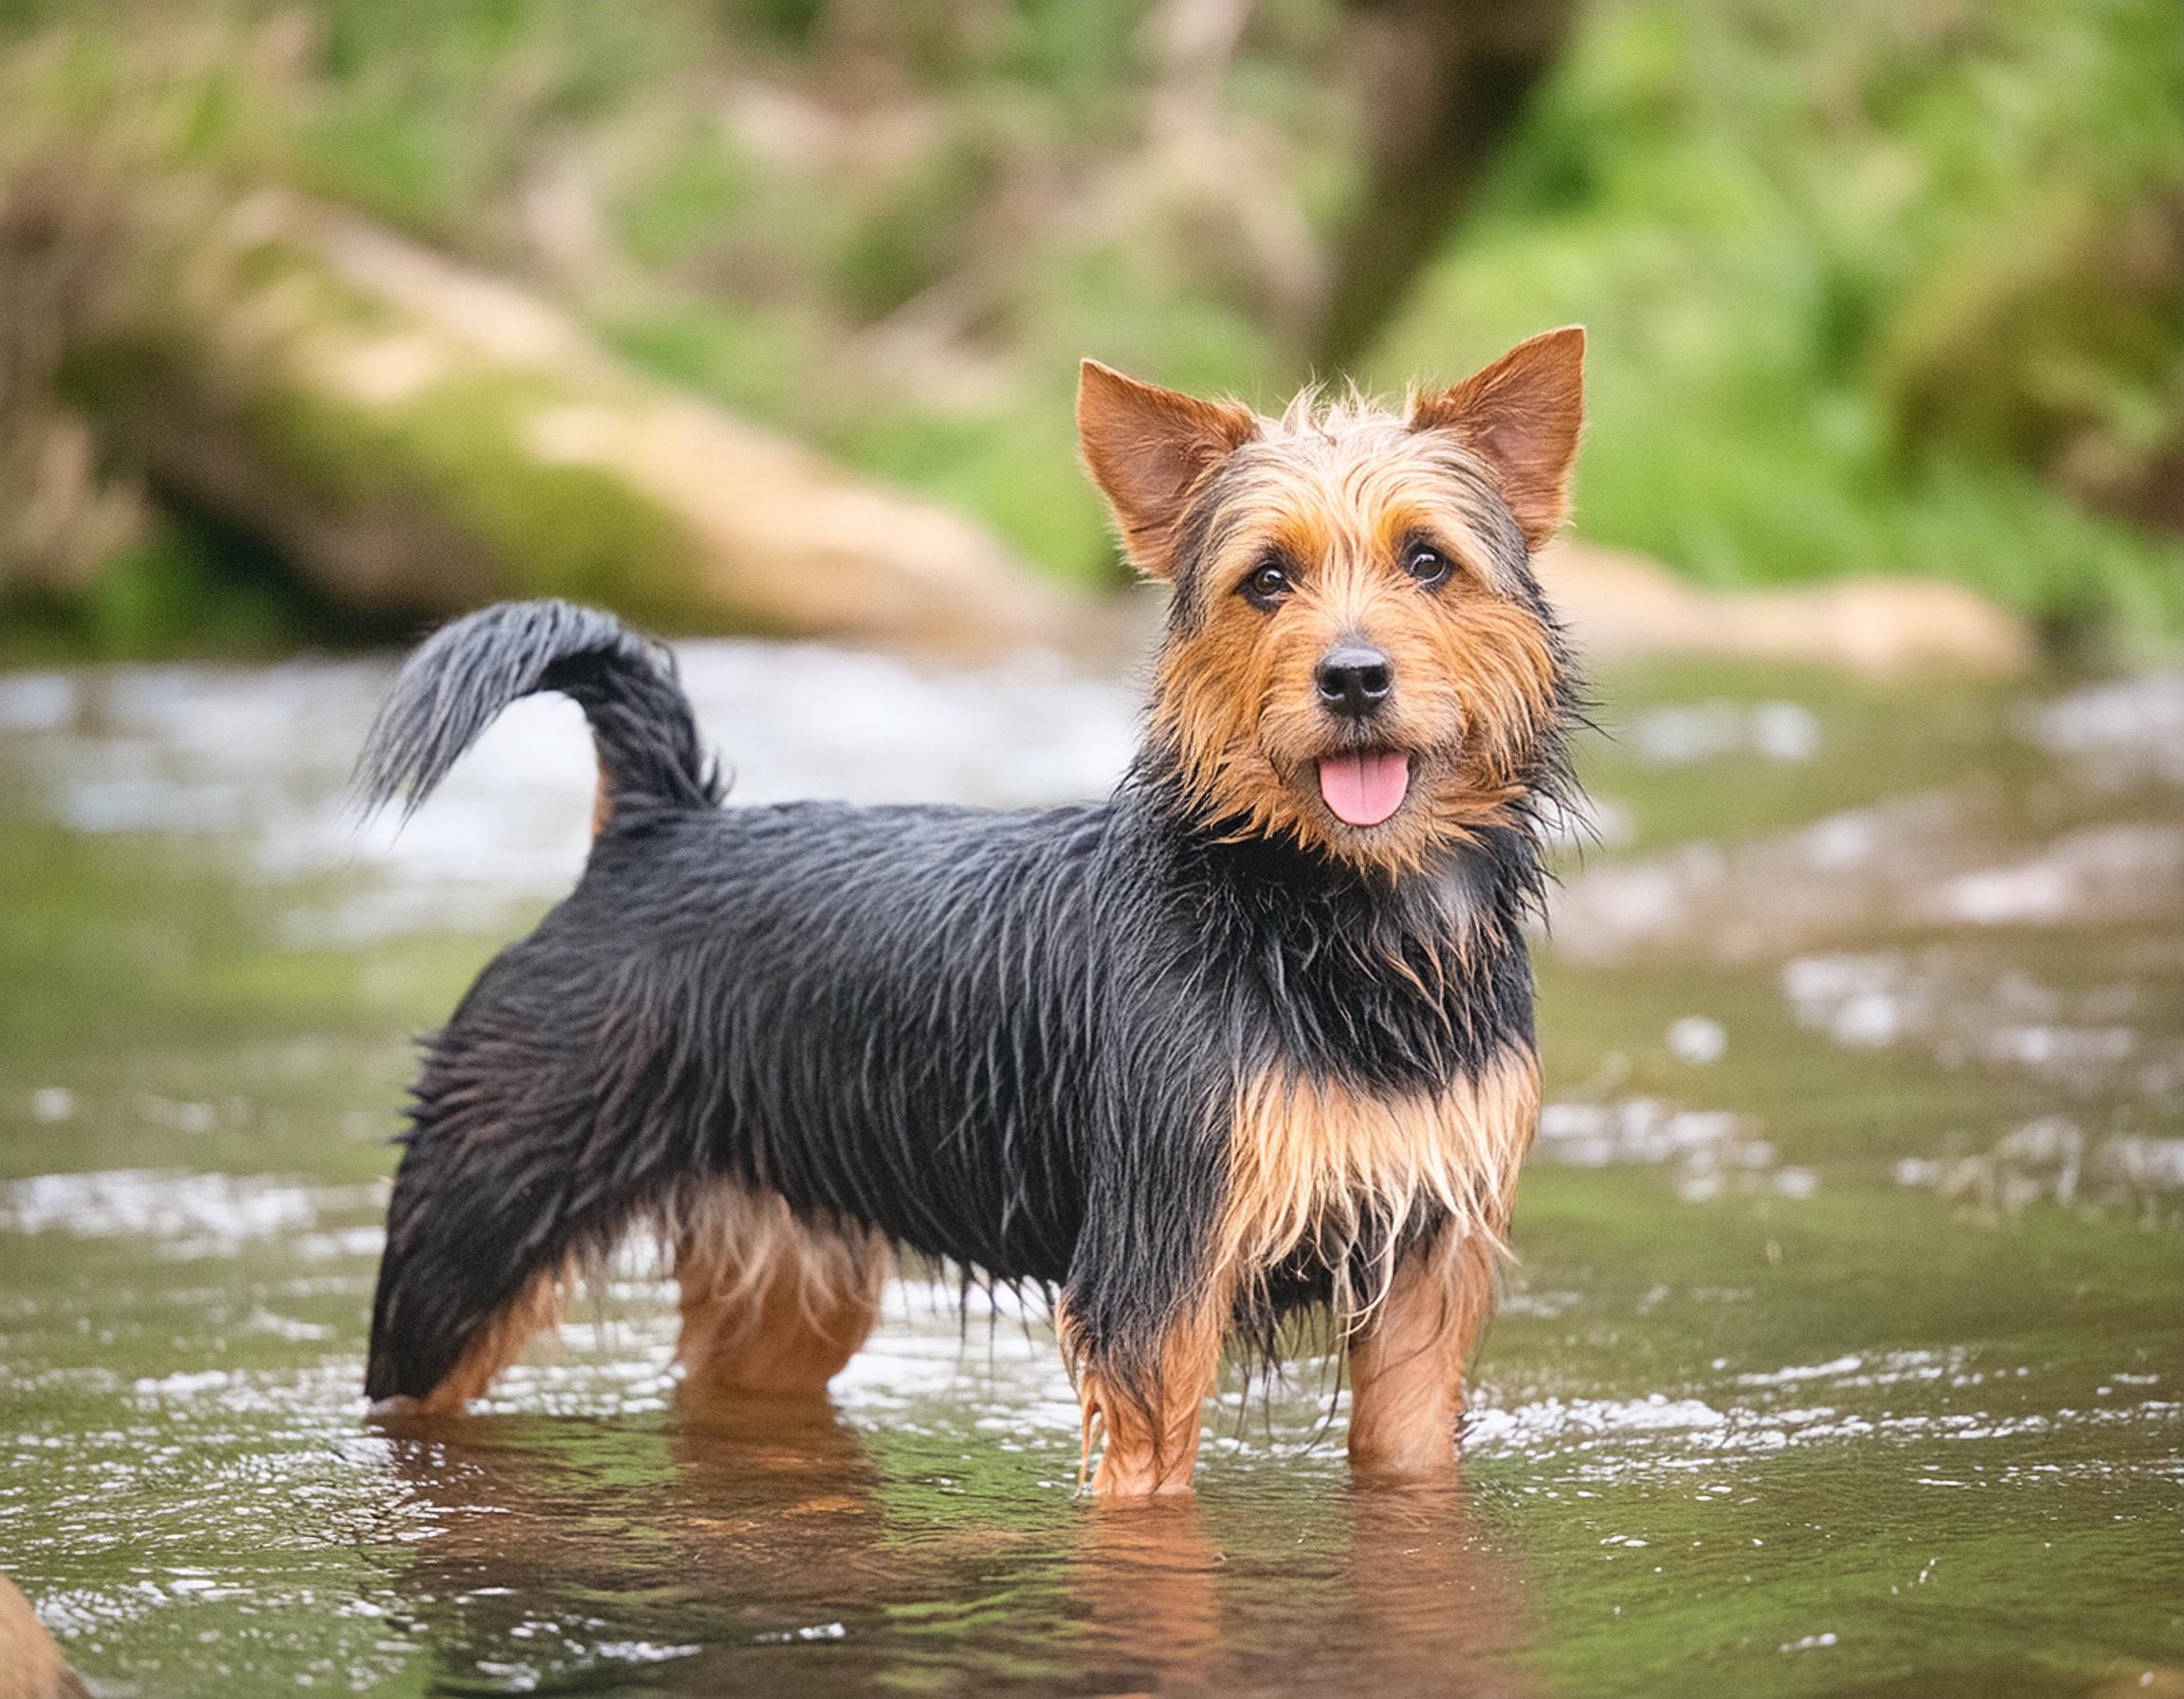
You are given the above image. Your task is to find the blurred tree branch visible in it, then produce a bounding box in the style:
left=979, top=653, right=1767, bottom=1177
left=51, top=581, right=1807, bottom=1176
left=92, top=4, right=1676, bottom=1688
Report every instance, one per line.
left=0, top=157, right=142, bottom=594
left=1306, top=0, right=1576, bottom=375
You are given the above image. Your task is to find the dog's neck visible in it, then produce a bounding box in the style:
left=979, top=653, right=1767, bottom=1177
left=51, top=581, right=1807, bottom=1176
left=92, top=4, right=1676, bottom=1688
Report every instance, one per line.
left=1118, top=754, right=1546, bottom=1089
left=1122, top=747, right=1548, bottom=925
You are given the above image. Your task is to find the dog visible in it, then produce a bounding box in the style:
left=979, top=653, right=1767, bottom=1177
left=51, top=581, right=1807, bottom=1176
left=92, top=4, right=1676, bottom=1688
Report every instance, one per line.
left=355, top=328, right=1586, bottom=1497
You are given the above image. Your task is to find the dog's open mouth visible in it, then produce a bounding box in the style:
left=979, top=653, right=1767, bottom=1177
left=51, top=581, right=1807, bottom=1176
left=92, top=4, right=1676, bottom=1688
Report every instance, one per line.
left=1317, top=750, right=1410, bottom=828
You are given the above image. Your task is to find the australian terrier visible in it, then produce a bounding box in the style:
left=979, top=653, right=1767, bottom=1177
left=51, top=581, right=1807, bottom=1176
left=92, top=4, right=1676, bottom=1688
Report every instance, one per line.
left=355, top=328, right=1587, bottom=1496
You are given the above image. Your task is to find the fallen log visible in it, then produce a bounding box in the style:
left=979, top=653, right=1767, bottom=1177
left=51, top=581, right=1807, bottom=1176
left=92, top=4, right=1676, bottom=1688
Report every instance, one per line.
left=66, top=189, right=1070, bottom=649
left=1537, top=539, right=2033, bottom=674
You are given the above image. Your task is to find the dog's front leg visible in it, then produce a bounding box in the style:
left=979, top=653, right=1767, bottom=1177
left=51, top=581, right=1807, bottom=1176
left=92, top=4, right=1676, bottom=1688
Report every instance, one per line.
left=1345, top=1222, right=1501, bottom=1478
left=1056, top=1292, right=1225, bottom=1499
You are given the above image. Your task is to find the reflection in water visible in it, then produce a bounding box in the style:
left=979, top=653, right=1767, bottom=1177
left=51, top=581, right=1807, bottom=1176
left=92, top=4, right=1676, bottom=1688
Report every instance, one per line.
left=383, top=1396, right=898, bottom=1690
left=1339, top=1484, right=1531, bottom=1698
left=377, top=1392, right=1533, bottom=1695
left=1074, top=1501, right=1225, bottom=1690
left=1069, top=1481, right=1535, bottom=1698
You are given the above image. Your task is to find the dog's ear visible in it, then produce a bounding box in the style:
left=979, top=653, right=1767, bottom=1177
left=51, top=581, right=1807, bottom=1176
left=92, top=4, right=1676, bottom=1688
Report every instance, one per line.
left=1410, top=327, right=1585, bottom=550
left=1078, top=359, right=1257, bottom=580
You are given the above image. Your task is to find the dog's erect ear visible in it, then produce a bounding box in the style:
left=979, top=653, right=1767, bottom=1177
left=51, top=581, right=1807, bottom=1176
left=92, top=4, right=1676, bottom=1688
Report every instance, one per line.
left=1078, top=359, right=1257, bottom=580
left=1410, top=326, right=1585, bottom=550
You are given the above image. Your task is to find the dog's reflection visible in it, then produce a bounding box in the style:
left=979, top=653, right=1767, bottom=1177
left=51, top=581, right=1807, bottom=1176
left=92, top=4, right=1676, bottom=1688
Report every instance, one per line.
left=1073, top=1497, right=1227, bottom=1688
left=376, top=1393, right=1531, bottom=1694
left=376, top=1391, right=893, bottom=1624
left=1336, top=1478, right=1535, bottom=1697
left=1072, top=1472, right=1533, bottom=1696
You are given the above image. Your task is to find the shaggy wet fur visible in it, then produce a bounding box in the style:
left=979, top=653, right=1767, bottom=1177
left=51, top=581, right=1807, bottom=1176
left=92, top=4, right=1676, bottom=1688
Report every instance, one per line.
left=358, top=330, right=1588, bottom=1495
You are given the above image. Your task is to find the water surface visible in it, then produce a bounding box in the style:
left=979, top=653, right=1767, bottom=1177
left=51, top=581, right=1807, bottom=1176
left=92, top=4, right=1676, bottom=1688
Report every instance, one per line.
left=1, top=645, right=2177, bottom=1695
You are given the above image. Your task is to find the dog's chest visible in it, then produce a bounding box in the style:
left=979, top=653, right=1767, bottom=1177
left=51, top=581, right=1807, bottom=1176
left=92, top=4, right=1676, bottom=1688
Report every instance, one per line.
left=1215, top=1045, right=1538, bottom=1280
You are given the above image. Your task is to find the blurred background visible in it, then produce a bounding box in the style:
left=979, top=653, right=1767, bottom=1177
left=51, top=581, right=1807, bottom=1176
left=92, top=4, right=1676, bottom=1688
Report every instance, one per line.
left=2, top=5, right=2180, bottom=1696
left=0, top=0, right=2177, bottom=659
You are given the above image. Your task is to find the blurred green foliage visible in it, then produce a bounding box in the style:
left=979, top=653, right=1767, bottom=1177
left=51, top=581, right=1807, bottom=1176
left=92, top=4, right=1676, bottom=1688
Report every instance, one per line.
left=0, top=0, right=2177, bottom=645
left=1374, top=0, right=2184, bottom=638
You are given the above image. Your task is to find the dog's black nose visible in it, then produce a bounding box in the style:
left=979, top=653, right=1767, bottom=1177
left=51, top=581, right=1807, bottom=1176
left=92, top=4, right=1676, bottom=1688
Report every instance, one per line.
left=1315, top=645, right=1392, bottom=718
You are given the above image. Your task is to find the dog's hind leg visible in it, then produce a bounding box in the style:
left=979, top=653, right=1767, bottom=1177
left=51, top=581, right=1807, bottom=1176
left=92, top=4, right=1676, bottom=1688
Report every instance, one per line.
left=367, top=1005, right=701, bottom=1414
left=368, top=1128, right=594, bottom=1417
left=367, top=1084, right=627, bottom=1415
left=672, top=1182, right=889, bottom=1400
left=385, top=1259, right=572, bottom=1416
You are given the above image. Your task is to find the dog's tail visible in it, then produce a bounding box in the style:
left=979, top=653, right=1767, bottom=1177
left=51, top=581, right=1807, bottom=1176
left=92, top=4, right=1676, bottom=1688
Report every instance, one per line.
left=353, top=599, right=722, bottom=830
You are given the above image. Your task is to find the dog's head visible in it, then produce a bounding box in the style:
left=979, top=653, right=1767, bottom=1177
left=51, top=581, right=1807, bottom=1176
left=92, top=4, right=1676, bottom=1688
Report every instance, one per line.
left=1080, top=329, right=1585, bottom=875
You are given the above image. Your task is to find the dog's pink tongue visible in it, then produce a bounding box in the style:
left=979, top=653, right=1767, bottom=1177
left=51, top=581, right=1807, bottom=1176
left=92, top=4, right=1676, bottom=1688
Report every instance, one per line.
left=1318, top=751, right=1410, bottom=827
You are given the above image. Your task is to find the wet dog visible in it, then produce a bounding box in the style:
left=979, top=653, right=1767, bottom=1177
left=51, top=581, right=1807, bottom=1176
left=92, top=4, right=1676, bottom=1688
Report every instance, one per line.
left=355, top=329, right=1587, bottom=1496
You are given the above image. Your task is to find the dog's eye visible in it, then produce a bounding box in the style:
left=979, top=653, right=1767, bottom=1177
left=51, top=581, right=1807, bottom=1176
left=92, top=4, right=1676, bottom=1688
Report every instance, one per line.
left=1243, top=560, right=1291, bottom=606
left=1404, top=544, right=1452, bottom=587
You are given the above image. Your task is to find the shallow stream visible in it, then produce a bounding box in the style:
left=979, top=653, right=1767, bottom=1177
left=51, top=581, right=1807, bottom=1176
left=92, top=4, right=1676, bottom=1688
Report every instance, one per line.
left=1, top=643, right=2177, bottom=1695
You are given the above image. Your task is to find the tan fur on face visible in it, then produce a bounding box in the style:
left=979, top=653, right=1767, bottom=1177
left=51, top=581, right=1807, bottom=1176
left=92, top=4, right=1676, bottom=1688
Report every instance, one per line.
left=1153, top=414, right=1565, bottom=874
left=1217, top=1045, right=1539, bottom=1330
left=1079, top=334, right=1581, bottom=876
